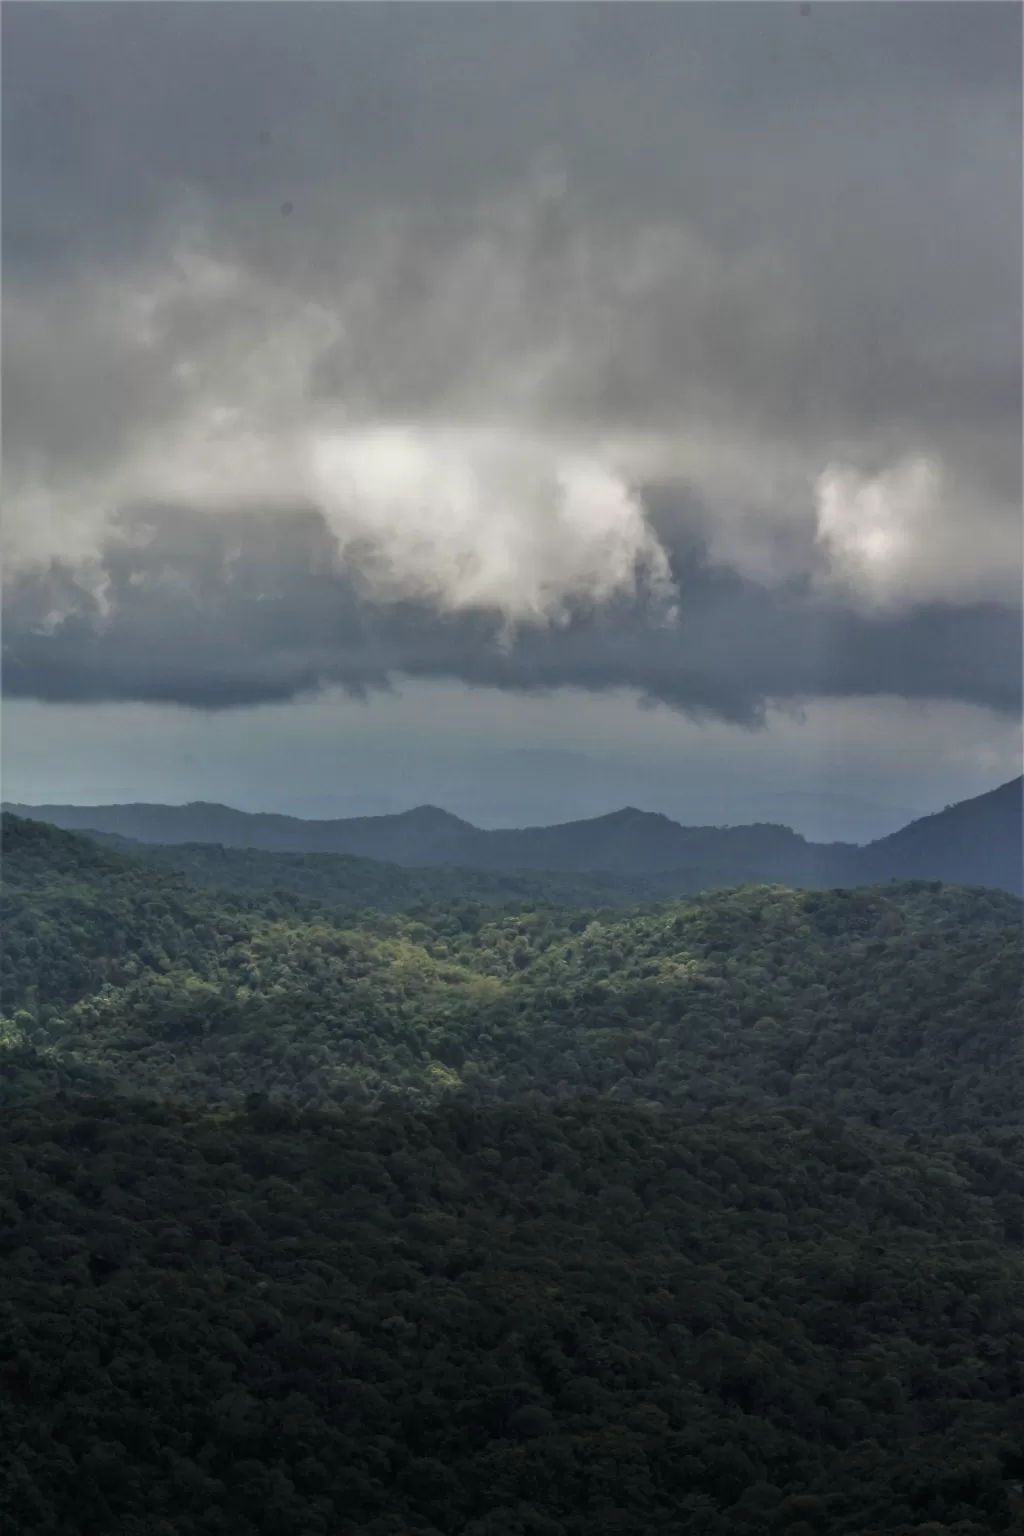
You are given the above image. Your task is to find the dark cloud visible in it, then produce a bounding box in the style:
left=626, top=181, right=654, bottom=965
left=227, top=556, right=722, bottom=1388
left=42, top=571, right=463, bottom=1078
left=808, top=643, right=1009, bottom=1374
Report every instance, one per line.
left=2, top=3, right=1020, bottom=716
left=4, top=507, right=1018, bottom=720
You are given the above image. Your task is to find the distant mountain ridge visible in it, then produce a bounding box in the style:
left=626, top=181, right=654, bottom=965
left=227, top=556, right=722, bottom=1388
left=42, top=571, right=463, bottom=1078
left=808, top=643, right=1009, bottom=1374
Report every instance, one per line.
left=0, top=797, right=855, bottom=882
left=856, top=776, right=1022, bottom=893
left=5, top=775, right=1021, bottom=893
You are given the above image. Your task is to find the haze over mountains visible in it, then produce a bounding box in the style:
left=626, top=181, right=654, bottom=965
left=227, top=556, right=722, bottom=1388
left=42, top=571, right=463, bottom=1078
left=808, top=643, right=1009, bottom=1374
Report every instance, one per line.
left=8, top=775, right=1021, bottom=895
left=267, top=752, right=928, bottom=844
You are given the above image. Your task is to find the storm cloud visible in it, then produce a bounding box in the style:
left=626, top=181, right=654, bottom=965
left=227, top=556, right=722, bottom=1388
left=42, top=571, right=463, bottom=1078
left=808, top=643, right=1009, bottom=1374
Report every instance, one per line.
left=3, top=3, right=1021, bottom=719
left=4, top=504, right=1018, bottom=721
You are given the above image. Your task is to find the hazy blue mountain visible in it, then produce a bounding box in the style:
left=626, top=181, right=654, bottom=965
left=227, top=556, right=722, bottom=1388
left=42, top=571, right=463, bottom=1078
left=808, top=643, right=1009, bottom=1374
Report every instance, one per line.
left=1, top=799, right=476, bottom=863
left=855, top=775, right=1022, bottom=894
left=5, top=776, right=1020, bottom=892
left=0, top=797, right=855, bottom=884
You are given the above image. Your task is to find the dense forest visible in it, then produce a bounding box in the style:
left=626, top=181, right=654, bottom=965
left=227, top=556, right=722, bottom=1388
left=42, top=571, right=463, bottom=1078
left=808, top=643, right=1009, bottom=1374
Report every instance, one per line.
left=3, top=814, right=1020, bottom=1130
left=2, top=811, right=1023, bottom=1534
left=76, top=832, right=679, bottom=912
left=3, top=1096, right=1024, bottom=1536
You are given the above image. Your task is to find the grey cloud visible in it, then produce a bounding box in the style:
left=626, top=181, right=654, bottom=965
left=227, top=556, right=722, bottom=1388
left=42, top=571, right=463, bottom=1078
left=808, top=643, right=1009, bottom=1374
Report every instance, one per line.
left=6, top=6, right=1018, bottom=248
left=3, top=506, right=1018, bottom=719
left=3, top=3, right=1020, bottom=706
left=5, top=7, right=1019, bottom=459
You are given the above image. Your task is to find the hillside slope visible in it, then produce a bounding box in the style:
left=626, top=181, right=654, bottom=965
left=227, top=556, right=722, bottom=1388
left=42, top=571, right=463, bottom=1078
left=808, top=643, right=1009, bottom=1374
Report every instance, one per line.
left=3, top=814, right=1020, bottom=1131
left=71, top=831, right=691, bottom=910
left=3, top=815, right=1024, bottom=1536
left=2, top=799, right=479, bottom=863
left=856, top=775, right=1022, bottom=893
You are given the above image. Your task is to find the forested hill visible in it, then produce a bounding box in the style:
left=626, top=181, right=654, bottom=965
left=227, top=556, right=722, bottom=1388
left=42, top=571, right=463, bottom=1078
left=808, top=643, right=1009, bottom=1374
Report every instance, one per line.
left=61, top=831, right=702, bottom=912
left=3, top=813, right=1020, bottom=1131
left=3, top=813, right=1024, bottom=1535
left=7, top=774, right=1020, bottom=891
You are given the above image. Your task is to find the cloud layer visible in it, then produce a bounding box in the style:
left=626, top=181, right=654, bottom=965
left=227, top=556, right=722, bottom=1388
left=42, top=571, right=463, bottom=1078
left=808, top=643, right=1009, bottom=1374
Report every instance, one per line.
left=3, top=4, right=1020, bottom=718
left=5, top=505, right=1018, bottom=723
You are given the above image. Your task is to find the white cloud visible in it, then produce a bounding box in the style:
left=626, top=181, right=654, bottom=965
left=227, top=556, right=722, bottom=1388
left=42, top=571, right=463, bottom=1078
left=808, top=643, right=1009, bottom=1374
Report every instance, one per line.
left=4, top=162, right=1017, bottom=634
left=3, top=238, right=677, bottom=627
left=308, top=424, right=675, bottom=622
left=815, top=457, right=939, bottom=607
left=814, top=455, right=1018, bottom=610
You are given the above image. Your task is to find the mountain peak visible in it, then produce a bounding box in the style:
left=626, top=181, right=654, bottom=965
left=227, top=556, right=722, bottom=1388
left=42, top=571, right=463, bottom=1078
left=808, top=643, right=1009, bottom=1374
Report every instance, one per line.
left=600, top=806, right=674, bottom=825
left=856, top=775, right=1022, bottom=892
left=393, top=805, right=474, bottom=830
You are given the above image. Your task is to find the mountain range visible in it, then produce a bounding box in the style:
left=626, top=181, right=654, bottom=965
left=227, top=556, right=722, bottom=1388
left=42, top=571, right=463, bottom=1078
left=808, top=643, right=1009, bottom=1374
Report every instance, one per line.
left=5, top=774, right=1019, bottom=897
left=5, top=774, right=1021, bottom=894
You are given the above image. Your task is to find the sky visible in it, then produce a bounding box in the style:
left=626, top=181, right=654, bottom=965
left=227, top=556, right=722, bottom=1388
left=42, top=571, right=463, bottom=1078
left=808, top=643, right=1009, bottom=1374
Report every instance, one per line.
left=2, top=3, right=1021, bottom=840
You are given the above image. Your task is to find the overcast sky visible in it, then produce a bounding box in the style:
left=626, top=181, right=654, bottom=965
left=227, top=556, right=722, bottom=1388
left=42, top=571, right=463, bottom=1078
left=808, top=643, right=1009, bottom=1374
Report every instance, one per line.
left=2, top=3, right=1020, bottom=837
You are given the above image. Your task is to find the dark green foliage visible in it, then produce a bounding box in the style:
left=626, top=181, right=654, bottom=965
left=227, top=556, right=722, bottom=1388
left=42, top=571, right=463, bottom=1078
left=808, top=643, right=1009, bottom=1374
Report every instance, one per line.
left=79, top=832, right=679, bottom=911
left=0, top=813, right=322, bottom=1014
left=3, top=815, right=1021, bottom=1130
left=3, top=812, right=1024, bottom=1534
left=2, top=1096, right=1023, bottom=1536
